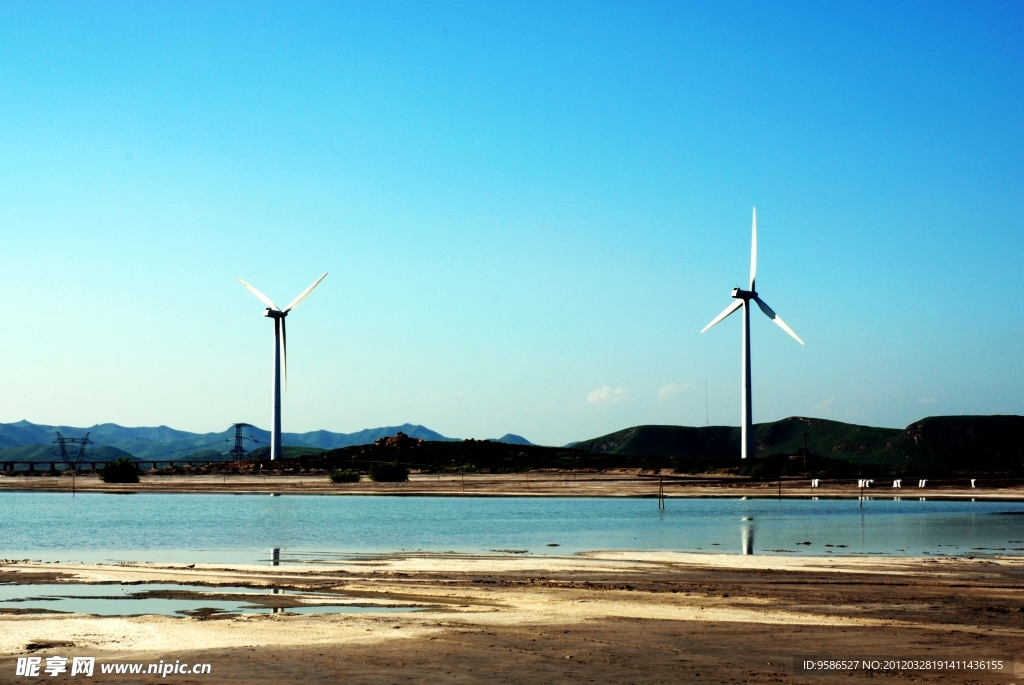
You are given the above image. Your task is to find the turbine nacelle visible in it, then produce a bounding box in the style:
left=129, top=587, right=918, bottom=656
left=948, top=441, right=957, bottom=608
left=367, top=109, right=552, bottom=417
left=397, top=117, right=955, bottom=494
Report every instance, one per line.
left=263, top=308, right=287, bottom=319
left=731, top=287, right=756, bottom=300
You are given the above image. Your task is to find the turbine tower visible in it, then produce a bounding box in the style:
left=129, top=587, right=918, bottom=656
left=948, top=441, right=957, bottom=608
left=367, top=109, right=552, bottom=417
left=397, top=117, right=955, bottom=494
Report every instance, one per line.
left=701, top=208, right=803, bottom=459
left=237, top=273, right=327, bottom=461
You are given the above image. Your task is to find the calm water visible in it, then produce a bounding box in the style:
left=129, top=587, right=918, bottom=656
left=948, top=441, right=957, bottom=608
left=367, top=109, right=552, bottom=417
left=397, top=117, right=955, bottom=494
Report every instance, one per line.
left=0, top=582, right=424, bottom=616
left=1, top=492, right=1022, bottom=564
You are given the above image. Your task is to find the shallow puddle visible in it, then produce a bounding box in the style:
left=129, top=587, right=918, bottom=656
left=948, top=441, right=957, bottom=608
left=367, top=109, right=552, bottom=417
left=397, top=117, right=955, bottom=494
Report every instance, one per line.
left=0, top=582, right=425, bottom=617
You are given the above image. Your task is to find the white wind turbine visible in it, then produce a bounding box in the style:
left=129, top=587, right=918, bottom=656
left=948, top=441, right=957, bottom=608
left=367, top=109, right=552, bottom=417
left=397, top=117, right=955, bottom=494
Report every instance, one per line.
left=237, top=273, right=327, bottom=461
left=701, top=208, right=803, bottom=459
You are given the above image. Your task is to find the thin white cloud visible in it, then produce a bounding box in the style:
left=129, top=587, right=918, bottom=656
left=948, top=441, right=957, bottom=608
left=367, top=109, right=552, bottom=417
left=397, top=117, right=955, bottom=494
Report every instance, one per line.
left=919, top=396, right=938, bottom=404
left=587, top=386, right=633, bottom=405
left=814, top=398, right=834, bottom=411
left=657, top=383, right=688, bottom=401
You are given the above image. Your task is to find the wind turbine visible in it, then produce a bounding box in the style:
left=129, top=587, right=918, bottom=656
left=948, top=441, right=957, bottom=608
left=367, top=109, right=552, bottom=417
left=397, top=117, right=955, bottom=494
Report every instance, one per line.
left=237, top=273, right=327, bottom=461
left=701, top=208, right=803, bottom=459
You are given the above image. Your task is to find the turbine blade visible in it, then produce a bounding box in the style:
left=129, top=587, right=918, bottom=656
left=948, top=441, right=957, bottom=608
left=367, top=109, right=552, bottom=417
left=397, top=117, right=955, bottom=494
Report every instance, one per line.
left=283, top=272, right=327, bottom=313
left=237, top=278, right=279, bottom=310
left=749, top=207, right=757, bottom=291
left=701, top=299, right=743, bottom=333
left=281, top=317, right=288, bottom=391
left=754, top=296, right=804, bottom=345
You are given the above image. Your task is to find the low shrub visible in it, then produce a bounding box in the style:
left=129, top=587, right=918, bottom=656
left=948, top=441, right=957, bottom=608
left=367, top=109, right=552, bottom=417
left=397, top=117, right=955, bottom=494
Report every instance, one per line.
left=100, top=457, right=140, bottom=484
left=368, top=461, right=408, bottom=482
left=741, top=459, right=781, bottom=481
left=330, top=470, right=360, bottom=483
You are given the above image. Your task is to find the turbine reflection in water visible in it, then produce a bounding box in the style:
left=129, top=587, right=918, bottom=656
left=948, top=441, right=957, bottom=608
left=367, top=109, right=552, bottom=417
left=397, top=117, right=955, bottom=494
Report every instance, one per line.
left=741, top=523, right=754, bottom=555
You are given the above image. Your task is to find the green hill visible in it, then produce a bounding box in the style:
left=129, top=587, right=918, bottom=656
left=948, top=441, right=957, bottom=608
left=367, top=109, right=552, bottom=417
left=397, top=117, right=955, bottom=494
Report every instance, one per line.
left=572, top=415, right=1024, bottom=474
left=572, top=425, right=739, bottom=459
left=571, top=417, right=901, bottom=461
left=889, top=415, right=1024, bottom=472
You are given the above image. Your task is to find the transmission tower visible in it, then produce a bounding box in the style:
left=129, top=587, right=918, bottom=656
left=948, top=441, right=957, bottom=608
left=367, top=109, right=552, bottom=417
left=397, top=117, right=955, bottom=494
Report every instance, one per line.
left=228, top=423, right=258, bottom=460
left=53, top=432, right=92, bottom=468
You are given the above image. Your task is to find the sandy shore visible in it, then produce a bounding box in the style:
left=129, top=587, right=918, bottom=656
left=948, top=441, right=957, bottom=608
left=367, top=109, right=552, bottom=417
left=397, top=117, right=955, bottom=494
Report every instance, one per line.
left=2, top=470, right=1022, bottom=500
left=1, top=552, right=1022, bottom=683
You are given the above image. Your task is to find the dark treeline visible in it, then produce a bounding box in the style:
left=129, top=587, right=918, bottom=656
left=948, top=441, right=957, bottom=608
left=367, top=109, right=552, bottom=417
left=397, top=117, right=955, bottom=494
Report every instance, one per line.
left=238, top=427, right=1023, bottom=479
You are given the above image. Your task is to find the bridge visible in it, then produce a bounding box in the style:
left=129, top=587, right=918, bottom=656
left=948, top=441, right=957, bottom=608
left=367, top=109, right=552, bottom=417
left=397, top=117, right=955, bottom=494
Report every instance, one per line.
left=0, top=460, right=234, bottom=472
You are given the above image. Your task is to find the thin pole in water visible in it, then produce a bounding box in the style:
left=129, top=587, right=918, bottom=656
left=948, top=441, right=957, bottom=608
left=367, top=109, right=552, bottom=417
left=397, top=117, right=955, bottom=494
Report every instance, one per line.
left=705, top=378, right=709, bottom=426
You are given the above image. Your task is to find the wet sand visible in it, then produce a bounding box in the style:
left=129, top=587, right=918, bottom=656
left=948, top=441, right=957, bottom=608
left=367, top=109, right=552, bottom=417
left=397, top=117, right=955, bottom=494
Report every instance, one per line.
left=1, top=552, right=1022, bottom=683
left=1, top=470, right=1022, bottom=500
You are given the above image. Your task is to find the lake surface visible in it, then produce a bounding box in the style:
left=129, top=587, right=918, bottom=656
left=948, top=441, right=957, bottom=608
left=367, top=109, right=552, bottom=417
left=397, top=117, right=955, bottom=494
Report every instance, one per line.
left=1, top=492, right=1022, bottom=564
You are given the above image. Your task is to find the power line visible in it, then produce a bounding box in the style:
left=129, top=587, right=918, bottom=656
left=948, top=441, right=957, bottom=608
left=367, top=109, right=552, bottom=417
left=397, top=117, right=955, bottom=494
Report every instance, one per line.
left=705, top=378, right=709, bottom=426
left=228, top=423, right=260, bottom=460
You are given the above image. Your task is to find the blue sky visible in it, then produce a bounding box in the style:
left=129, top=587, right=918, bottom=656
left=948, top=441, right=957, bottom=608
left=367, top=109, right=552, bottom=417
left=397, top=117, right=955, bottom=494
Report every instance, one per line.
left=0, top=1, right=1020, bottom=445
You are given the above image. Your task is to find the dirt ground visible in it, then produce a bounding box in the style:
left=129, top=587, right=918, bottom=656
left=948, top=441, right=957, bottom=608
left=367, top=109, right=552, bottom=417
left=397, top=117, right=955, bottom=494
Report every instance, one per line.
left=1, top=552, right=1022, bottom=684
left=1, top=470, right=1021, bottom=500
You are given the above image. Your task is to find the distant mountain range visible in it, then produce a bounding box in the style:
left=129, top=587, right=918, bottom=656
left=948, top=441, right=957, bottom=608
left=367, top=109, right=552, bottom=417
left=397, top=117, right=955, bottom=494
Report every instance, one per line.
left=491, top=434, right=533, bottom=446
left=572, top=415, right=1024, bottom=472
left=10, top=414, right=1017, bottom=472
left=0, top=421, right=458, bottom=462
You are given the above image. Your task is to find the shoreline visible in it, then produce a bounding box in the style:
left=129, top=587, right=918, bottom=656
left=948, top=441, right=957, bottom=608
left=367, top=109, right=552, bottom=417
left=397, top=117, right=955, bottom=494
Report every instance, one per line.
left=2, top=471, right=1023, bottom=500
left=2, top=552, right=1022, bottom=683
